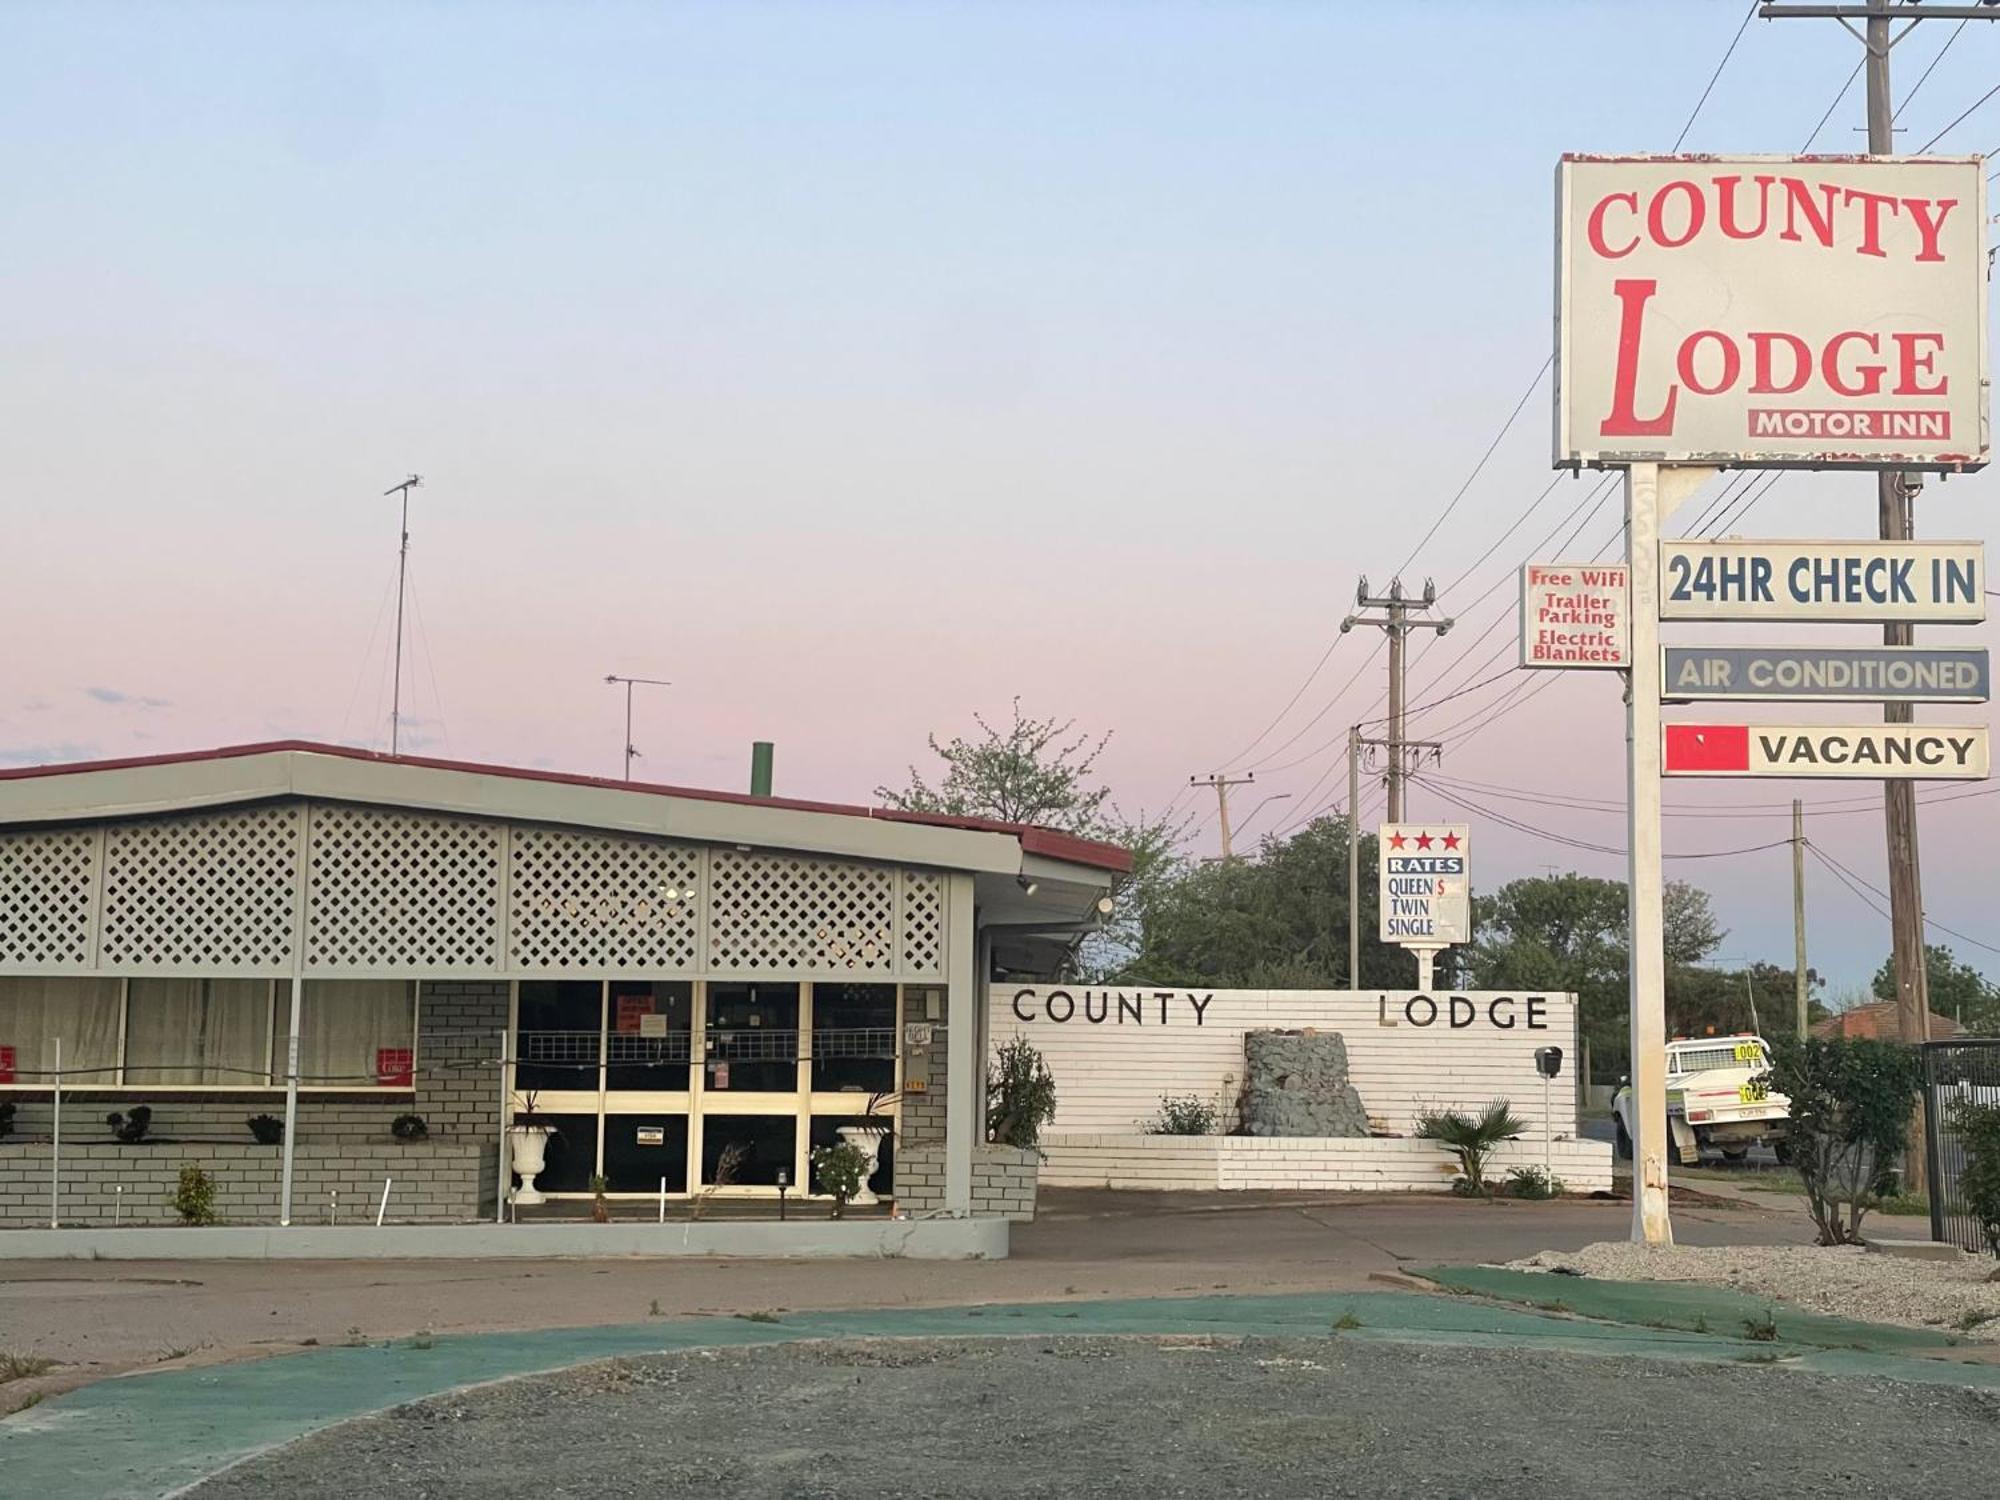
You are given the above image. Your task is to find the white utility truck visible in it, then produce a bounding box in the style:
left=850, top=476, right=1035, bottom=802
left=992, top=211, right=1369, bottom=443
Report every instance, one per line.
left=1612, top=1034, right=1789, bottom=1166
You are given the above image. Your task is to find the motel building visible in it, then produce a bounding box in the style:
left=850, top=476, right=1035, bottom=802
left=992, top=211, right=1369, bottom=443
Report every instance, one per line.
left=0, top=742, right=1129, bottom=1244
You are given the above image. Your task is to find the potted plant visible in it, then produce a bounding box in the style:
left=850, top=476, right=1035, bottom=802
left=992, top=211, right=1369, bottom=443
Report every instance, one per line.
left=834, top=1089, right=898, bottom=1207
left=590, top=1173, right=611, bottom=1223
left=508, top=1091, right=556, bottom=1205
left=107, top=1105, right=154, bottom=1143
left=809, top=1140, right=870, bottom=1219
left=391, top=1112, right=430, bottom=1142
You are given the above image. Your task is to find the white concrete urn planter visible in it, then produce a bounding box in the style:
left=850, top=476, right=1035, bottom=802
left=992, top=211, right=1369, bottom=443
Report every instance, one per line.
left=509, top=1124, right=555, bottom=1206
left=835, top=1125, right=890, bottom=1207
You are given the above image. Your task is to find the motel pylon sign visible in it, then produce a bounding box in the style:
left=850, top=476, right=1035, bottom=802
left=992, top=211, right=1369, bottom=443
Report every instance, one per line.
left=1549, top=152, right=1990, bottom=1248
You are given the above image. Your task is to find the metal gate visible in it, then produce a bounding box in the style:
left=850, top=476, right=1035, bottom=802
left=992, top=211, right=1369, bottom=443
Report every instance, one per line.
left=1922, top=1039, right=2000, bottom=1256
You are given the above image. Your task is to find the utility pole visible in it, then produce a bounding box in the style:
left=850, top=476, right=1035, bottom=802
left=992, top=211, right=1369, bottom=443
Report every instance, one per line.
left=1757, top=0, right=2000, bottom=1189
left=1190, top=772, right=1255, bottom=859
left=1348, top=726, right=1361, bottom=990
left=382, top=475, right=421, bottom=756
left=604, top=674, right=672, bottom=781
left=1342, top=577, right=1453, bottom=821
left=1793, top=799, right=1809, bottom=1039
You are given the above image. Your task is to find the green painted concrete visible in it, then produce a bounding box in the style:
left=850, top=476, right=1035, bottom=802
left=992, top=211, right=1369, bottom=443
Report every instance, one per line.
left=1416, top=1266, right=1961, bottom=1354
left=4, top=1291, right=1996, bottom=1499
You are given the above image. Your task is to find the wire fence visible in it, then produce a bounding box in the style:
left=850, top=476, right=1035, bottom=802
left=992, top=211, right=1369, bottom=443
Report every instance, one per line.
left=1923, top=1039, right=2000, bottom=1257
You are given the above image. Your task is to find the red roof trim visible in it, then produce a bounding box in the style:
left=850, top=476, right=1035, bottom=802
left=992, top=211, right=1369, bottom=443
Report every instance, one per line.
left=0, top=740, right=1135, bottom=874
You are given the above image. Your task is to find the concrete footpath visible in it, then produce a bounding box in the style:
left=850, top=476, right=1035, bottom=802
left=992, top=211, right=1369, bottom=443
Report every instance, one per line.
left=6, top=1289, right=1999, bottom=1500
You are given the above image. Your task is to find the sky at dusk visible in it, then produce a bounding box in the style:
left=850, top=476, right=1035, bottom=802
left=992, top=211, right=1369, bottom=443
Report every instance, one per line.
left=3, top=2, right=1996, bottom=996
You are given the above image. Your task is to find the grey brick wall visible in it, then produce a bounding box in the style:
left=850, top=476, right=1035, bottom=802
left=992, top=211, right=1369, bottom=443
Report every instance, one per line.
left=902, top=1024, right=948, bottom=1145
left=0, top=1140, right=488, bottom=1226
left=896, top=1143, right=1036, bottom=1222
left=0, top=979, right=510, bottom=1224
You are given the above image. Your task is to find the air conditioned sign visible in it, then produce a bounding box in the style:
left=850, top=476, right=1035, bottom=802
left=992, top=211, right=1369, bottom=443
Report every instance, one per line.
left=1664, top=723, right=1989, bottom=779
left=1520, top=561, right=1629, bottom=668
left=1556, top=155, right=1989, bottom=470
left=1662, top=645, right=1990, bottom=703
left=1659, top=539, right=1984, bottom=622
left=1378, top=825, right=1470, bottom=946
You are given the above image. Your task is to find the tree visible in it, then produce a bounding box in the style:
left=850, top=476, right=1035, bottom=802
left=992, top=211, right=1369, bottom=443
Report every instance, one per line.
left=876, top=699, right=1112, bottom=832
left=1095, top=814, right=1426, bottom=989
left=1871, top=944, right=2000, bottom=1034
left=1766, top=1036, right=1922, bottom=1247
left=1464, top=873, right=1727, bottom=1080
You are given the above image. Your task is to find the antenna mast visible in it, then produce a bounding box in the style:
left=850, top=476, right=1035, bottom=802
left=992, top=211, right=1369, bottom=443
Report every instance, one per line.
left=383, top=475, right=422, bottom=755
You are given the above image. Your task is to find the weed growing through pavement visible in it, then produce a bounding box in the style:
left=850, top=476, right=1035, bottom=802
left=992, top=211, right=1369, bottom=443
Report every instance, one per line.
left=649, top=1299, right=663, bottom=1317
left=410, top=1331, right=434, bottom=1351
left=1742, top=1312, right=1780, bottom=1342
left=733, top=1310, right=781, bottom=1324
left=1956, top=1310, right=1997, bottom=1331
left=1533, top=1300, right=1572, bottom=1315
left=0, top=1352, right=53, bottom=1383
left=1332, top=1312, right=1363, bottom=1332
left=343, top=1326, right=366, bottom=1347
left=1735, top=1351, right=1783, bottom=1365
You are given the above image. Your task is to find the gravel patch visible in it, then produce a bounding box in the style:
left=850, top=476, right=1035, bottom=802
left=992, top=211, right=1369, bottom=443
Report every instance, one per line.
left=1510, top=1242, right=2000, bottom=1337
left=185, top=1336, right=2000, bottom=1499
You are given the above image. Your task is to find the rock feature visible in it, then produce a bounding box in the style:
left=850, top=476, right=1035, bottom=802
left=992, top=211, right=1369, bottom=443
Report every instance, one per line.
left=1239, top=1030, right=1369, bottom=1138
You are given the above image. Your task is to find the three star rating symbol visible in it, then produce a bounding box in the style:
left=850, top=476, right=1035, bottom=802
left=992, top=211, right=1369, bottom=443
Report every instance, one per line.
left=1386, top=829, right=1461, bottom=851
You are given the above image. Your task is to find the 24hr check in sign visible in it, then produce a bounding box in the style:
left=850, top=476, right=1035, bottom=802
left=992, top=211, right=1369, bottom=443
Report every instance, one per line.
left=1378, top=825, right=1470, bottom=947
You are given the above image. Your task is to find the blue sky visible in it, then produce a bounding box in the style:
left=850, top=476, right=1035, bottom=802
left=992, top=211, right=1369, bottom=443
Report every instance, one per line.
left=2, top=2, right=1996, bottom=996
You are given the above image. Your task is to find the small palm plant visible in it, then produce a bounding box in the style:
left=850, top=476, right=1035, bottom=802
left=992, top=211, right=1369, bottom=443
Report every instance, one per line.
left=1415, top=1100, right=1527, bottom=1197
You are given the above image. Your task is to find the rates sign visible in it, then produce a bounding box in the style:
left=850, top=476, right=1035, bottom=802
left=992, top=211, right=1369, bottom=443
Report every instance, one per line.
left=1556, top=156, right=1989, bottom=471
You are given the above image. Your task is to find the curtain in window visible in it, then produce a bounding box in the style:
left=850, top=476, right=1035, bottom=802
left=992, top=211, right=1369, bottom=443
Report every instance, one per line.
left=299, top=981, right=416, bottom=1087
left=0, top=977, right=123, bottom=1084
left=124, top=979, right=273, bottom=1085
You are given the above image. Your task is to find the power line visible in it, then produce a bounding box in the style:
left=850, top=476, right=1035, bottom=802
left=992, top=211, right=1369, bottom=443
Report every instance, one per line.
left=1894, top=18, right=1971, bottom=121
left=1919, top=79, right=2000, bottom=152
left=1393, top=355, right=1552, bottom=577
left=1801, top=56, right=1865, bottom=150
left=1673, top=1, right=1761, bottom=151
left=1808, top=839, right=2000, bottom=959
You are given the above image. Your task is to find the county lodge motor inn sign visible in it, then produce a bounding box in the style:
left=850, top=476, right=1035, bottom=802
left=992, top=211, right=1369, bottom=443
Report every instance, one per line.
left=1556, top=156, right=1989, bottom=469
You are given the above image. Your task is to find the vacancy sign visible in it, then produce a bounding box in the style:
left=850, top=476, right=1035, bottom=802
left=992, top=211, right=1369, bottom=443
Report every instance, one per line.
left=1556, top=156, right=1989, bottom=470
left=1660, top=539, right=1984, bottom=623
left=1520, top=562, right=1628, bottom=669
left=1663, top=724, right=1989, bottom=779
left=1379, top=825, right=1470, bottom=947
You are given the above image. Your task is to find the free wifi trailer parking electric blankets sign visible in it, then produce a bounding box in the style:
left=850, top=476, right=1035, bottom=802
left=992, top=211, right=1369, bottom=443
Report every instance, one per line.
left=1556, top=156, right=1989, bottom=470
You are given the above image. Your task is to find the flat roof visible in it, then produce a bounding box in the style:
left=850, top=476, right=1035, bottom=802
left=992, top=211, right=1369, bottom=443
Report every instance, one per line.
left=0, top=740, right=1133, bottom=875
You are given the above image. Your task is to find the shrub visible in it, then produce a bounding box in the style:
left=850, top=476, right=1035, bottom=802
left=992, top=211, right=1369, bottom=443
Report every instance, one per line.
left=987, top=1038, right=1057, bottom=1154
left=390, top=1113, right=430, bottom=1142
left=173, top=1164, right=216, bottom=1226
left=810, top=1141, right=870, bottom=1217
left=1950, top=1096, right=2000, bottom=1257
left=589, top=1173, right=611, bottom=1224
left=1415, top=1100, right=1526, bottom=1198
left=106, top=1106, right=153, bottom=1144
left=1506, top=1165, right=1566, bottom=1200
left=1766, top=1036, right=1921, bottom=1246
left=1146, top=1094, right=1218, bottom=1136
left=246, top=1114, right=284, bottom=1145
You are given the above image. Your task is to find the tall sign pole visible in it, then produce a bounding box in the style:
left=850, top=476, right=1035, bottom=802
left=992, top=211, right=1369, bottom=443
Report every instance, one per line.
left=1759, top=0, right=2000, bottom=1200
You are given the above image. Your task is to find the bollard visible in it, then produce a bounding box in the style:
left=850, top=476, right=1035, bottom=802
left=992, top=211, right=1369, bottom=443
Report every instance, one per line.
left=330, top=1187, right=338, bottom=1226
left=658, top=1176, right=667, bottom=1224
left=114, top=1184, right=124, bottom=1226
left=377, top=1177, right=393, bottom=1227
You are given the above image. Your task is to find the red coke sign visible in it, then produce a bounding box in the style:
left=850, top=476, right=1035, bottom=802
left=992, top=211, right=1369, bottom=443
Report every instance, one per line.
left=1556, top=156, right=1988, bottom=472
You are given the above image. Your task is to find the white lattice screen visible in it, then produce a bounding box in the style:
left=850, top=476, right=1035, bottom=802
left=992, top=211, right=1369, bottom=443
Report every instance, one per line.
left=508, top=826, right=702, bottom=973
left=305, top=805, right=503, bottom=974
left=898, top=871, right=945, bottom=979
left=708, top=850, right=900, bottom=975
left=2, top=799, right=957, bottom=980
left=100, top=805, right=303, bottom=973
left=0, top=827, right=97, bottom=969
